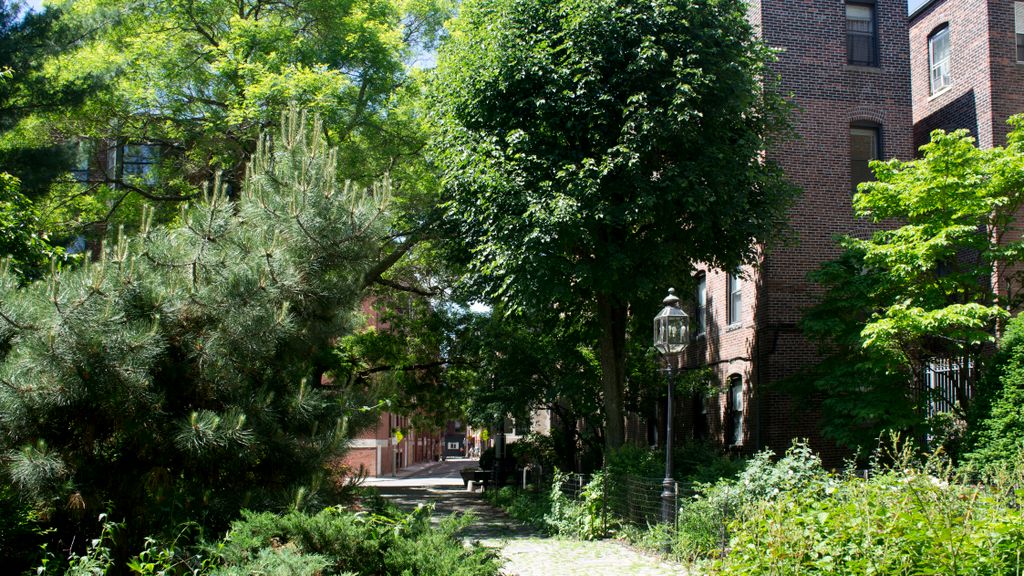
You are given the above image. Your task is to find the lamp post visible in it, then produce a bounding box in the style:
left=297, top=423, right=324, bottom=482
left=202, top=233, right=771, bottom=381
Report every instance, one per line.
left=653, top=288, right=688, bottom=524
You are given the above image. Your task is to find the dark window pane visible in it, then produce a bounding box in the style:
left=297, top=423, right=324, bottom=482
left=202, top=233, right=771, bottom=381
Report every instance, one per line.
left=695, top=275, right=706, bottom=335
left=851, top=127, right=879, bottom=194
left=847, top=4, right=877, bottom=66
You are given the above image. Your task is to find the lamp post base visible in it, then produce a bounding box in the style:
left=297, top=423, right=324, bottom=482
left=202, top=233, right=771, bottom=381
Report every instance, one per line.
left=660, top=477, right=675, bottom=524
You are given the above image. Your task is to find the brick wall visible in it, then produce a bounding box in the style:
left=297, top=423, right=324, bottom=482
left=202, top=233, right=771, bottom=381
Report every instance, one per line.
left=910, top=0, right=993, bottom=148
left=987, top=0, right=1024, bottom=144
left=688, top=0, right=914, bottom=466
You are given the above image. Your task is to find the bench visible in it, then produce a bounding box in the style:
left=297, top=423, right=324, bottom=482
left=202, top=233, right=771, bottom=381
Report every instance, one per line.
left=460, top=467, right=492, bottom=492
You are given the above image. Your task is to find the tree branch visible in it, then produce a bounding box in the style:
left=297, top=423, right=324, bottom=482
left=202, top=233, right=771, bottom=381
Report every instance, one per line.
left=373, top=276, right=438, bottom=297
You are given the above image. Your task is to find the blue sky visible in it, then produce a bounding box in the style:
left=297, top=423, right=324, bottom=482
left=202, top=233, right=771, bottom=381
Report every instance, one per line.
left=908, top=0, right=930, bottom=13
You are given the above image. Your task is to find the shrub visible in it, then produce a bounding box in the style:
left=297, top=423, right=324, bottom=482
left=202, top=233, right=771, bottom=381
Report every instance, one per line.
left=484, top=486, right=551, bottom=530
left=44, top=503, right=500, bottom=576
left=669, top=440, right=829, bottom=562
left=544, top=471, right=607, bottom=539
left=508, top=433, right=558, bottom=472
left=964, top=314, right=1024, bottom=473
left=709, top=441, right=1024, bottom=575
left=383, top=514, right=499, bottom=576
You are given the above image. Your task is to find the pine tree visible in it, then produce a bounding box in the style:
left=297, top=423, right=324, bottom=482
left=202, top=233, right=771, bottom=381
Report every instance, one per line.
left=0, top=111, right=386, bottom=545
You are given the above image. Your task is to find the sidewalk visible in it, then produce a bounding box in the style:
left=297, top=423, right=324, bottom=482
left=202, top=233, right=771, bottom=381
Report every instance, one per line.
left=362, top=456, right=475, bottom=487
left=366, top=460, right=692, bottom=576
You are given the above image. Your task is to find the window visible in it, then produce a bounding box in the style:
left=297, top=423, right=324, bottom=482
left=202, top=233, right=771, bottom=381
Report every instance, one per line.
left=123, top=144, right=158, bottom=184
left=727, top=271, right=742, bottom=326
left=71, top=141, right=92, bottom=183
left=109, top=143, right=158, bottom=185
left=727, top=376, right=744, bottom=446
left=695, top=274, right=707, bottom=336
left=850, top=124, right=880, bottom=194
left=846, top=3, right=877, bottom=67
left=1016, top=2, right=1024, bottom=62
left=929, top=26, right=952, bottom=94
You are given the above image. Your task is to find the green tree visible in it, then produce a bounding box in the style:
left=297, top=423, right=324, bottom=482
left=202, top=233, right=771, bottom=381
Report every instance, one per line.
left=963, top=314, right=1024, bottom=472
left=0, top=173, right=66, bottom=281
left=429, top=0, right=795, bottom=450
left=0, top=112, right=386, bottom=552
left=798, top=125, right=1024, bottom=453
left=22, top=0, right=447, bottom=213
left=0, top=0, right=99, bottom=196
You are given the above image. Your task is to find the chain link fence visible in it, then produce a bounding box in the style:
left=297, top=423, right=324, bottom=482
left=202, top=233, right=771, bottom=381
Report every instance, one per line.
left=543, top=471, right=730, bottom=555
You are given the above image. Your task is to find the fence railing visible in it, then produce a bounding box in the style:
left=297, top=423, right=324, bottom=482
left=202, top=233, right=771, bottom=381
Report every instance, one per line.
left=549, top=472, right=728, bottom=546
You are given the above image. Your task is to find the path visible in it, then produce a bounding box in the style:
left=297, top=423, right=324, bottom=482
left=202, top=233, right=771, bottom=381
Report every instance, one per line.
left=365, top=459, right=690, bottom=576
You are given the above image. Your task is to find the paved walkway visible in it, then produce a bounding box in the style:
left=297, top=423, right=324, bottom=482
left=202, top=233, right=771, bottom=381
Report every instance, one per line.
left=365, top=459, right=690, bottom=576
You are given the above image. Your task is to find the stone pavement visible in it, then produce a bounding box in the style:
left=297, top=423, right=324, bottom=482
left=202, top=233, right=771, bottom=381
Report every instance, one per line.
left=365, top=458, right=691, bottom=576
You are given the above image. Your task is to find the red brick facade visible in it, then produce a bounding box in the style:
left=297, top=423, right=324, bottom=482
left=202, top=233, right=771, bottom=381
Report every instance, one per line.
left=339, top=299, right=446, bottom=477
left=683, top=0, right=916, bottom=465
left=345, top=412, right=444, bottom=478
left=910, top=0, right=1024, bottom=149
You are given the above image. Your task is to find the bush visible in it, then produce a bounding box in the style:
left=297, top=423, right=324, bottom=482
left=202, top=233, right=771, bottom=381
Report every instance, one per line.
left=484, top=486, right=551, bottom=530
left=544, top=470, right=607, bottom=539
left=508, top=433, right=558, bottom=472
left=672, top=440, right=830, bottom=562
left=714, top=467, right=1024, bottom=575
left=43, top=503, right=500, bottom=576
left=0, top=481, right=46, bottom=572
left=964, top=314, right=1024, bottom=473
left=219, top=505, right=498, bottom=576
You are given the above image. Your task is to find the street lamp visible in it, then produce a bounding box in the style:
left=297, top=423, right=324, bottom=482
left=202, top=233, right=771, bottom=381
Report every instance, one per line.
left=653, top=288, right=688, bottom=523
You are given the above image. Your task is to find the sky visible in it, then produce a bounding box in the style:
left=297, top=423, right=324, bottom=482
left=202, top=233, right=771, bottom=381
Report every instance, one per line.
left=908, top=0, right=930, bottom=13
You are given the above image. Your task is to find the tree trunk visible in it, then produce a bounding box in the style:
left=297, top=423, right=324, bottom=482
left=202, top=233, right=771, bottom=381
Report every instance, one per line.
left=596, top=292, right=628, bottom=452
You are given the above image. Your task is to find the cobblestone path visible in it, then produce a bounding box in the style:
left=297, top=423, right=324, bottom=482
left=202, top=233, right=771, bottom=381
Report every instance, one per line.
left=365, top=459, right=690, bottom=576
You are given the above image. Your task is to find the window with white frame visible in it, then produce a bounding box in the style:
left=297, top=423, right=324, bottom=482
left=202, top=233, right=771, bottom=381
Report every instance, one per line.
left=695, top=273, right=707, bottom=336
left=727, top=271, right=742, bottom=326
left=727, top=375, right=743, bottom=446
left=929, top=25, right=952, bottom=94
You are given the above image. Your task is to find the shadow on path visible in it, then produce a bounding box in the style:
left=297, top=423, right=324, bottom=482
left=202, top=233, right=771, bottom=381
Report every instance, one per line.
left=372, top=484, right=541, bottom=543
left=366, top=459, right=689, bottom=576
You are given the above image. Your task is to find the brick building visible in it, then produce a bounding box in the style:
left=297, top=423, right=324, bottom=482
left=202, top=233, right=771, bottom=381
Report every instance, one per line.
left=678, top=0, right=956, bottom=464
left=340, top=300, right=448, bottom=477
left=909, top=0, right=1024, bottom=150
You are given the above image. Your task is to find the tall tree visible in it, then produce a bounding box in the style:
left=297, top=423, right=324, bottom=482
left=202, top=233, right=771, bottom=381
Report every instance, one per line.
left=0, top=112, right=386, bottom=550
left=429, top=0, right=795, bottom=450
left=798, top=126, right=1024, bottom=453
left=21, top=0, right=448, bottom=213
left=0, top=0, right=99, bottom=196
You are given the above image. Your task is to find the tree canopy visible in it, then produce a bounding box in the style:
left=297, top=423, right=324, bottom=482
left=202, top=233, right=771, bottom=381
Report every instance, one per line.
left=14, top=0, right=447, bottom=231
left=429, top=0, right=795, bottom=450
